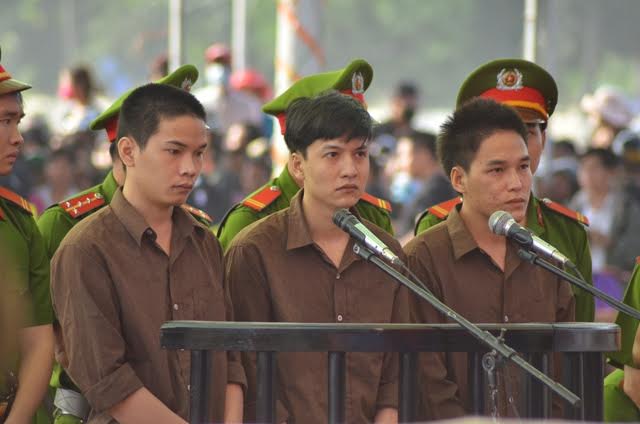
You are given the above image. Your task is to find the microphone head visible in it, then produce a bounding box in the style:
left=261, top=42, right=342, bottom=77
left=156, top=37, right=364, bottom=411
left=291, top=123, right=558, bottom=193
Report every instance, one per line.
left=488, top=210, right=514, bottom=236
left=332, top=209, right=353, bottom=229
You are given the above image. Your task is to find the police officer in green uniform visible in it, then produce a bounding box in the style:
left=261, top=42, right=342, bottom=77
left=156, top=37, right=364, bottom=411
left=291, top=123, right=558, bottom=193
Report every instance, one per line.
left=0, top=48, right=55, bottom=424
left=413, top=58, right=594, bottom=323
left=217, top=59, right=393, bottom=250
left=36, top=65, right=210, bottom=424
left=603, top=261, right=640, bottom=421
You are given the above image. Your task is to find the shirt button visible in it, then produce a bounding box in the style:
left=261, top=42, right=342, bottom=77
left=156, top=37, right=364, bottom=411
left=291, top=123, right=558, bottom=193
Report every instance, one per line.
left=187, top=384, right=191, bottom=391
left=173, top=303, right=179, bottom=311
left=504, top=315, right=509, bottom=323
left=337, top=314, right=344, bottom=322
left=336, top=274, right=341, bottom=280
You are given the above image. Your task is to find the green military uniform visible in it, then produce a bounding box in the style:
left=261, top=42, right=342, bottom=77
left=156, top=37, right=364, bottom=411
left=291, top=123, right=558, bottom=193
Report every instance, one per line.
left=35, top=65, right=208, bottom=424
left=415, top=195, right=594, bottom=322
left=603, top=262, right=640, bottom=421
left=0, top=188, right=54, bottom=421
left=217, top=165, right=393, bottom=250
left=218, top=58, right=393, bottom=250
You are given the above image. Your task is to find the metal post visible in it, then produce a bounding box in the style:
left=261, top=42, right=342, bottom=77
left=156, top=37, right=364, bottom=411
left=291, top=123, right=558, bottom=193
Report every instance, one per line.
left=582, top=353, right=604, bottom=421
left=328, top=352, right=346, bottom=424
left=522, top=0, right=538, bottom=61
left=168, top=0, right=183, bottom=71
left=189, top=350, right=211, bottom=424
left=399, top=352, right=417, bottom=422
left=256, top=351, right=276, bottom=424
left=469, top=352, right=485, bottom=415
left=231, top=0, right=247, bottom=72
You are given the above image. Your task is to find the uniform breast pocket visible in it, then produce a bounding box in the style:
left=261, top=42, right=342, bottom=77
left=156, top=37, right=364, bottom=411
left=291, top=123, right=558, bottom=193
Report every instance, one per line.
left=192, top=283, right=226, bottom=321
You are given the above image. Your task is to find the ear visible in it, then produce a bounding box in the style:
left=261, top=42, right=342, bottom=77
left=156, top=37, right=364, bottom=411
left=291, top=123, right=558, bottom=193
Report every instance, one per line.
left=290, top=151, right=305, bottom=182
left=450, top=166, right=467, bottom=194
left=118, top=137, right=138, bottom=168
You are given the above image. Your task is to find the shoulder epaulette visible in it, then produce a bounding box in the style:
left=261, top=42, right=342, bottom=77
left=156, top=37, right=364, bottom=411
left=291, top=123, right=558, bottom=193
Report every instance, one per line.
left=242, top=185, right=281, bottom=212
left=427, top=197, right=462, bottom=219
left=541, top=198, right=589, bottom=226
left=181, top=204, right=213, bottom=226
left=0, top=186, right=33, bottom=215
left=636, top=256, right=640, bottom=265
left=59, top=191, right=105, bottom=219
left=360, top=192, right=392, bottom=212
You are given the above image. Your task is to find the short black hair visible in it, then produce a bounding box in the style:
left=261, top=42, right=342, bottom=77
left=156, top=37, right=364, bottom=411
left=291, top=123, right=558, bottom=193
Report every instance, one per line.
left=284, top=90, right=373, bottom=156
left=395, top=81, right=418, bottom=98
left=117, top=83, right=206, bottom=149
left=581, top=147, right=619, bottom=170
left=437, top=98, right=528, bottom=176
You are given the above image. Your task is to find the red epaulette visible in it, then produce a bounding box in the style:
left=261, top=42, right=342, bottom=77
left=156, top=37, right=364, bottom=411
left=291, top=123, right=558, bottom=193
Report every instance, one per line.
left=242, top=185, right=281, bottom=212
left=636, top=256, right=640, bottom=265
left=59, top=192, right=105, bottom=219
left=427, top=197, right=462, bottom=219
left=0, top=186, right=33, bottom=215
left=360, top=192, right=392, bottom=212
left=181, top=204, right=213, bottom=226
left=541, top=198, right=589, bottom=226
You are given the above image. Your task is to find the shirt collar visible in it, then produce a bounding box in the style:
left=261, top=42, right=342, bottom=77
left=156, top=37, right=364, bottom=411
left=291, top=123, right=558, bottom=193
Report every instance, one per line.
left=110, top=188, right=202, bottom=247
left=286, top=190, right=314, bottom=250
left=445, top=206, right=479, bottom=260
left=524, top=194, right=546, bottom=237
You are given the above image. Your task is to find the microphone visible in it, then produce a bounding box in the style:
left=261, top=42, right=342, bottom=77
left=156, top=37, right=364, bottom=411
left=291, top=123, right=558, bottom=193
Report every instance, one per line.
left=489, top=210, right=571, bottom=265
left=333, top=209, right=402, bottom=265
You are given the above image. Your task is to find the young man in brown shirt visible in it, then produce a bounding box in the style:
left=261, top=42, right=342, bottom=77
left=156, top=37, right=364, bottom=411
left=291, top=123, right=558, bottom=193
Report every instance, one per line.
left=51, top=83, right=245, bottom=423
left=225, top=91, right=409, bottom=424
left=405, top=98, right=575, bottom=420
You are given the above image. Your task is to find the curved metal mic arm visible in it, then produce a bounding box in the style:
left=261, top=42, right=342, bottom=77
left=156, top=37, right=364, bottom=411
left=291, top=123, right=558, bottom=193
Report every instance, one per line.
left=352, top=242, right=581, bottom=408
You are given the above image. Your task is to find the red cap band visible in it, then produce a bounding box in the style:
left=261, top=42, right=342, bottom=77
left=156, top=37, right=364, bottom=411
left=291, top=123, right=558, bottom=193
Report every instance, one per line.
left=105, top=117, right=118, bottom=143
left=480, top=87, right=548, bottom=119
left=0, top=64, right=11, bottom=83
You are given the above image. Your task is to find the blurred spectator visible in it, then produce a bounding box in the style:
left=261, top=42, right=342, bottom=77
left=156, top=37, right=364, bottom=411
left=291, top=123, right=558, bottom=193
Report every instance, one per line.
left=570, top=148, right=640, bottom=318
left=29, top=147, right=78, bottom=213
left=230, top=68, right=274, bottom=138
left=388, top=131, right=456, bottom=236
left=544, top=169, right=579, bottom=205
left=374, top=81, right=420, bottom=142
left=538, top=139, right=580, bottom=204
left=148, top=53, right=168, bottom=80
left=241, top=137, right=272, bottom=195
left=192, top=43, right=262, bottom=134
left=54, top=65, right=109, bottom=137
left=582, top=86, right=634, bottom=150
left=621, top=135, right=640, bottom=203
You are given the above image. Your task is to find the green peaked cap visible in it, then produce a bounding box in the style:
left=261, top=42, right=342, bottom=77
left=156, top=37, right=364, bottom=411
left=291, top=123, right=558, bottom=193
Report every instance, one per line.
left=90, top=64, right=199, bottom=132
left=0, top=47, right=31, bottom=95
left=262, top=58, right=373, bottom=116
left=456, top=58, right=558, bottom=119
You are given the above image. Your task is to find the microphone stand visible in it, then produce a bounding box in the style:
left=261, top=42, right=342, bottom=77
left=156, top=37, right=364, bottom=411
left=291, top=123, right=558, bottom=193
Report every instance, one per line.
left=351, top=242, right=581, bottom=407
left=517, top=249, right=640, bottom=321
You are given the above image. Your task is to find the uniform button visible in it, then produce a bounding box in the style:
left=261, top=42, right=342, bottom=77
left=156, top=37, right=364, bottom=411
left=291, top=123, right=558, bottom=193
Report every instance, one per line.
left=187, top=384, right=191, bottom=391
left=173, top=303, right=179, bottom=311
left=504, top=315, right=509, bottom=323
left=337, top=314, right=343, bottom=322
left=336, top=274, right=341, bottom=280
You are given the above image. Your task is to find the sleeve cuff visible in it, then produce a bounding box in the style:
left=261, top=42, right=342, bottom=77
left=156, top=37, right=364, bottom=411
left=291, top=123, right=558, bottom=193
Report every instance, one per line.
left=84, top=362, right=144, bottom=412
left=376, top=380, right=398, bottom=410
left=227, top=358, right=247, bottom=391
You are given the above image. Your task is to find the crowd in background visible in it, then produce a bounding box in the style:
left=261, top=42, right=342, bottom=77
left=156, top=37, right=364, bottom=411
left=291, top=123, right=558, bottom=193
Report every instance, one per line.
left=4, top=44, right=640, bottom=322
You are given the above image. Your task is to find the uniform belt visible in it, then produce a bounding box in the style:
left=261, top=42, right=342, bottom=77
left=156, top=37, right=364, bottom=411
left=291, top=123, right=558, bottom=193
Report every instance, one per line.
left=53, top=388, right=90, bottom=421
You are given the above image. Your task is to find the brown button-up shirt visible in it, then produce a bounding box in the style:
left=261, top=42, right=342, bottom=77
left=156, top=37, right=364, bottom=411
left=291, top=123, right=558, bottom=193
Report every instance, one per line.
left=404, top=207, right=575, bottom=420
left=51, top=189, right=245, bottom=423
left=225, top=191, right=409, bottom=424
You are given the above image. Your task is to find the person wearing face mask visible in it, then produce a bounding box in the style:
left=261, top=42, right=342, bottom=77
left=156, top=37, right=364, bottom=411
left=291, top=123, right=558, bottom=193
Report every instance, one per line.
left=192, top=43, right=262, bottom=135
